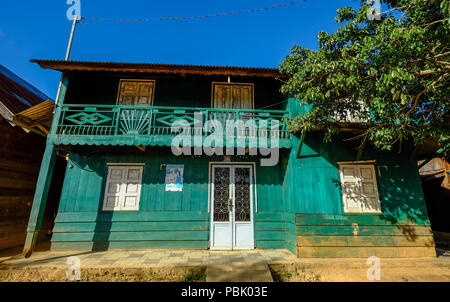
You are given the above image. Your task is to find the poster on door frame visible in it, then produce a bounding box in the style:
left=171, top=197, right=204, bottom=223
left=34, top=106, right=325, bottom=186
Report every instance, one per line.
left=165, top=164, right=184, bottom=192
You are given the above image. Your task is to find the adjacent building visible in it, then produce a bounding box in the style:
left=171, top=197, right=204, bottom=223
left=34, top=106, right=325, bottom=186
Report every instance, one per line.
left=0, top=64, right=56, bottom=250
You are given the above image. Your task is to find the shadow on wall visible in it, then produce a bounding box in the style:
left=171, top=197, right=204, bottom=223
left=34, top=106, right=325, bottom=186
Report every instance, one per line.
left=297, top=132, right=431, bottom=240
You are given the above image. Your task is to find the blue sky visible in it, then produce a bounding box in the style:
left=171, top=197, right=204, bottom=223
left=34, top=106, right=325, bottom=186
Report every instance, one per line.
left=0, top=0, right=363, bottom=99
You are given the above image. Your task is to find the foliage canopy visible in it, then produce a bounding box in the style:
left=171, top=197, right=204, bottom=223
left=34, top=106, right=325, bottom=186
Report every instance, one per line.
left=280, top=0, right=450, bottom=154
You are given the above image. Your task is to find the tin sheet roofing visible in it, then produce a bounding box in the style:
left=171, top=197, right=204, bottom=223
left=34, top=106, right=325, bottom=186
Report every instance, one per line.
left=31, top=59, right=282, bottom=78
left=0, top=64, right=51, bottom=114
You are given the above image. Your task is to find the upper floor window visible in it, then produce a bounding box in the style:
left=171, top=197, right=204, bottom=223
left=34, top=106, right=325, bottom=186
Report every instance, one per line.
left=339, top=163, right=381, bottom=213
left=103, top=164, right=144, bottom=211
left=211, top=82, right=254, bottom=109
left=117, top=79, right=155, bottom=106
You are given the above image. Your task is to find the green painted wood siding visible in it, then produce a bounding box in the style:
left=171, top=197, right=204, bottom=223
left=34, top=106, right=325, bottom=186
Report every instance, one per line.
left=49, top=94, right=433, bottom=255
left=285, top=133, right=430, bottom=225
left=281, top=97, right=433, bottom=257
left=283, top=97, right=430, bottom=224
left=52, top=148, right=289, bottom=250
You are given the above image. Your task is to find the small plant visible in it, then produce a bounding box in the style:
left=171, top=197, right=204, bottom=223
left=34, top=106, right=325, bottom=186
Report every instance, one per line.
left=402, top=276, right=408, bottom=282
left=184, top=267, right=206, bottom=282
left=148, top=268, right=155, bottom=277
left=283, top=270, right=292, bottom=280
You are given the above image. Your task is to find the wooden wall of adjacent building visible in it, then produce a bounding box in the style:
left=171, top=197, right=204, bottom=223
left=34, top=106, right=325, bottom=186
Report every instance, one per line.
left=0, top=117, right=45, bottom=249
left=420, top=158, right=450, bottom=233
left=0, top=117, right=64, bottom=250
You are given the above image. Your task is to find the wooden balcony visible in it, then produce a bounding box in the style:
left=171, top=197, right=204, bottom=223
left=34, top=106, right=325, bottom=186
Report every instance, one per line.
left=48, top=104, right=292, bottom=148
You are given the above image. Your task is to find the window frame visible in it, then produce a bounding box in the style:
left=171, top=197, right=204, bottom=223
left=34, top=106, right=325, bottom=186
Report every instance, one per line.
left=116, top=79, right=156, bottom=106
left=338, top=163, right=382, bottom=214
left=102, top=164, right=144, bottom=211
left=211, top=82, right=255, bottom=109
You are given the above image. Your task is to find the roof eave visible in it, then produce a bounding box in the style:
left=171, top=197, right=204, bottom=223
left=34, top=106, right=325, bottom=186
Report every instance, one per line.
left=31, top=60, right=284, bottom=78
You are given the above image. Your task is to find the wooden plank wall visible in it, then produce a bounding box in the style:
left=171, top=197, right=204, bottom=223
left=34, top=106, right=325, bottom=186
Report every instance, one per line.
left=51, top=211, right=209, bottom=250
left=296, top=214, right=436, bottom=257
left=51, top=150, right=210, bottom=250
left=0, top=118, right=45, bottom=249
left=51, top=150, right=289, bottom=251
left=283, top=100, right=437, bottom=257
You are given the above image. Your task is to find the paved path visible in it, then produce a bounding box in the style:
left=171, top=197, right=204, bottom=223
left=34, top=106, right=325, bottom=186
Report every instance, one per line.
left=1, top=247, right=450, bottom=281
left=0, top=249, right=296, bottom=269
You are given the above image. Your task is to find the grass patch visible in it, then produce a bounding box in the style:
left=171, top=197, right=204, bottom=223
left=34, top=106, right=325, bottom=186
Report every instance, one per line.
left=183, top=267, right=206, bottom=282
left=269, top=264, right=321, bottom=282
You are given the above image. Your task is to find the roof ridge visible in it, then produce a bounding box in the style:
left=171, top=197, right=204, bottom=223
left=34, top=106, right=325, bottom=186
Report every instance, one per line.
left=0, top=64, right=50, bottom=101
left=30, top=59, right=279, bottom=71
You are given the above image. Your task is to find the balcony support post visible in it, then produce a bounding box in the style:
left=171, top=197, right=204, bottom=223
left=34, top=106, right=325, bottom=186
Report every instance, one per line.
left=23, top=75, right=68, bottom=257
left=23, top=143, right=57, bottom=257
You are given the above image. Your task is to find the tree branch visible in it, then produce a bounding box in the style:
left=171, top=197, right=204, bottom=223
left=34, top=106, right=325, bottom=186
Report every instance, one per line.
left=403, top=73, right=448, bottom=127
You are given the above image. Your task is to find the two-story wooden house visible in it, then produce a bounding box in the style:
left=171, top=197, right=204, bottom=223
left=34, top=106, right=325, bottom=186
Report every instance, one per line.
left=23, top=60, right=436, bottom=258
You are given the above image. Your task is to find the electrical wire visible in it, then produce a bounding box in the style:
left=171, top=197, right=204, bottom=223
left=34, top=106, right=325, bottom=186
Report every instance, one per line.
left=85, top=1, right=307, bottom=22
left=255, top=99, right=289, bottom=110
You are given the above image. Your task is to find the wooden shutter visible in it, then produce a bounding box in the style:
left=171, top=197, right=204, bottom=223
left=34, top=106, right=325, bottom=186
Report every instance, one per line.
left=231, top=84, right=253, bottom=109
left=340, top=165, right=362, bottom=213
left=212, top=83, right=254, bottom=109
left=339, top=164, right=381, bottom=213
left=103, top=165, right=143, bottom=211
left=358, top=165, right=381, bottom=212
left=213, top=84, right=233, bottom=109
left=136, top=82, right=155, bottom=106
left=122, top=167, right=143, bottom=210
left=118, top=82, right=137, bottom=105
left=117, top=80, right=155, bottom=106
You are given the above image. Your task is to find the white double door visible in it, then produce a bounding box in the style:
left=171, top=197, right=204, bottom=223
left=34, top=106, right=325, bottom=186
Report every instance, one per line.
left=210, top=165, right=254, bottom=250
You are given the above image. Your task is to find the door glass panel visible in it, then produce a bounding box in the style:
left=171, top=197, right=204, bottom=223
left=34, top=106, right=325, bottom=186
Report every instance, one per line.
left=234, top=167, right=251, bottom=222
left=213, top=167, right=230, bottom=222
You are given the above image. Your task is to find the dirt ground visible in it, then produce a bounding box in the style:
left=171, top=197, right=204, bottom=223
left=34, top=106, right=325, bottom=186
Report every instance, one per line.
left=0, top=266, right=206, bottom=282
left=269, top=261, right=450, bottom=282
left=270, top=264, right=322, bottom=282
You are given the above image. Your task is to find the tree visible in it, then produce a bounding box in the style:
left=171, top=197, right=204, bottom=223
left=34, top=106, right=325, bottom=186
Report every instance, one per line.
left=279, top=0, right=450, bottom=154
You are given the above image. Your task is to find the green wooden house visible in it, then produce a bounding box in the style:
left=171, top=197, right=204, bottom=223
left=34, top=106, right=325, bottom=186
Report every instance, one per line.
left=23, top=60, right=436, bottom=258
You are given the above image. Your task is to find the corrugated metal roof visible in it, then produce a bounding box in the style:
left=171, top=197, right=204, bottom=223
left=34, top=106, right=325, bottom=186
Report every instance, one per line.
left=31, top=59, right=282, bottom=77
left=12, top=100, right=54, bottom=136
left=14, top=99, right=54, bottom=126
left=0, top=64, right=50, bottom=115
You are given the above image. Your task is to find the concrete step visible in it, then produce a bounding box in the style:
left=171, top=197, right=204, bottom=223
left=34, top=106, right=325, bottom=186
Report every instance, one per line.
left=206, top=263, right=273, bottom=282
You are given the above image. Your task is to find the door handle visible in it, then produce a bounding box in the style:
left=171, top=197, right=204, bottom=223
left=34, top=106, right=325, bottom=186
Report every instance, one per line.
left=228, top=199, right=232, bottom=212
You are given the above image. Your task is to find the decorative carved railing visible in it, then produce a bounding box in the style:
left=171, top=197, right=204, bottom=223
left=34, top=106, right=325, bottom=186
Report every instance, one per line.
left=56, top=104, right=290, bottom=140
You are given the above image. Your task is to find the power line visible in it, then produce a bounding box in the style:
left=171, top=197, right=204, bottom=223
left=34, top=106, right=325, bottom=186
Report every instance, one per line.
left=86, top=1, right=307, bottom=22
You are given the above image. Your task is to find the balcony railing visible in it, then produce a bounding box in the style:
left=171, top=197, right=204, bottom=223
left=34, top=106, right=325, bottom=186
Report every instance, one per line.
left=54, top=104, right=291, bottom=145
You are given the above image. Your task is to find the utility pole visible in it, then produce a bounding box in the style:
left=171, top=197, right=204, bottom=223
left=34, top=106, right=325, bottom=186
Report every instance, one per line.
left=55, top=15, right=81, bottom=105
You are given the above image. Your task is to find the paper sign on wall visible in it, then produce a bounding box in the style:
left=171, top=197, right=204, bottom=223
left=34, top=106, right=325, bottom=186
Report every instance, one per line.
left=165, top=164, right=184, bottom=192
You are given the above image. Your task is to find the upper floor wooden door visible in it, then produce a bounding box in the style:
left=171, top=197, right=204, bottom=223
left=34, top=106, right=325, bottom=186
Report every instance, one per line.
left=212, top=82, right=254, bottom=109
left=117, top=79, right=155, bottom=106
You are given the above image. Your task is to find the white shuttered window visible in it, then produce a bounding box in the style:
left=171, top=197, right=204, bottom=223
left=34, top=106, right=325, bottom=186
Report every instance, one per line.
left=339, top=164, right=381, bottom=213
left=103, top=165, right=143, bottom=211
